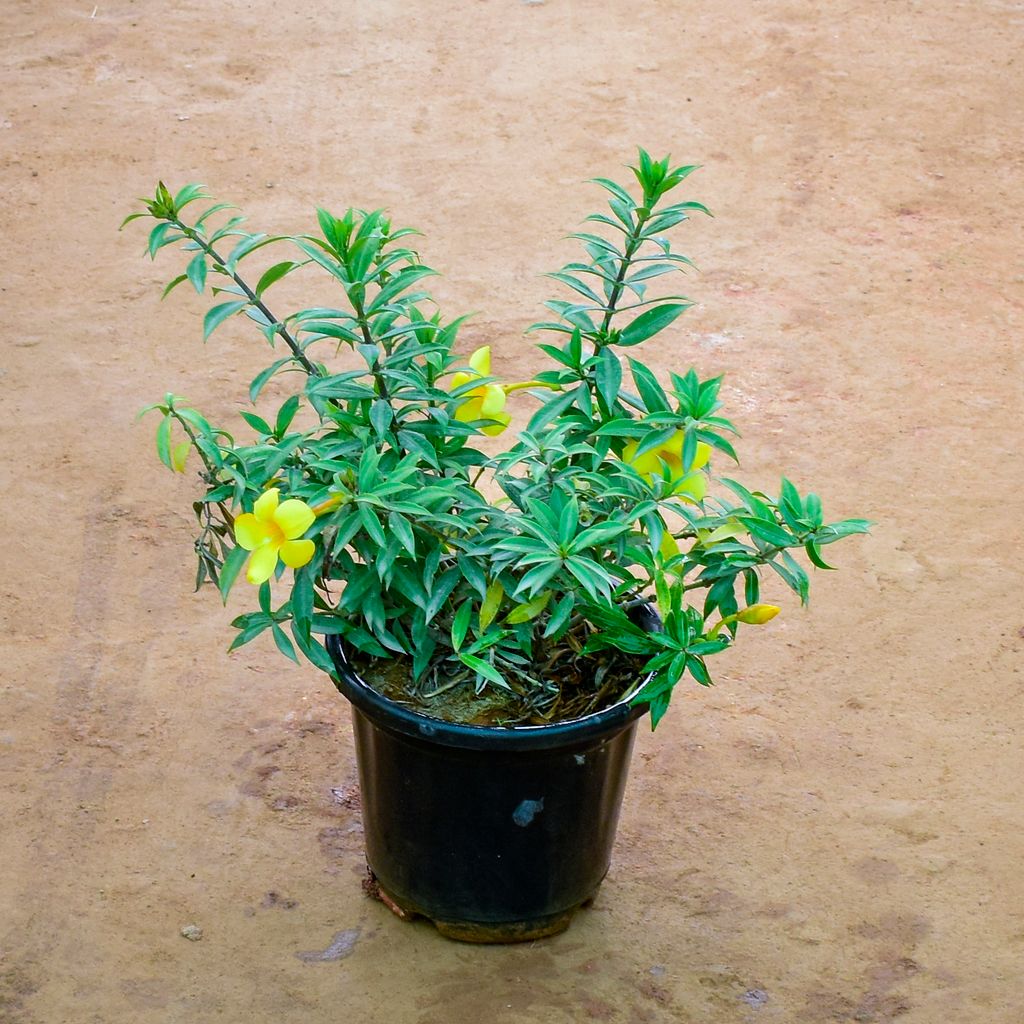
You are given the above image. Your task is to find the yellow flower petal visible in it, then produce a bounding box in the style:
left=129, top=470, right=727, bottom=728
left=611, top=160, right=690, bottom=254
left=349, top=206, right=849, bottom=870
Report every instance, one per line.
left=253, top=488, right=280, bottom=522
left=280, top=538, right=315, bottom=568
left=478, top=384, right=507, bottom=418
left=246, top=543, right=279, bottom=584
left=451, top=371, right=473, bottom=391
left=663, top=431, right=685, bottom=459
left=234, top=513, right=272, bottom=551
left=468, top=346, right=491, bottom=376
left=672, top=471, right=707, bottom=504
left=273, top=498, right=315, bottom=540
left=453, top=396, right=482, bottom=423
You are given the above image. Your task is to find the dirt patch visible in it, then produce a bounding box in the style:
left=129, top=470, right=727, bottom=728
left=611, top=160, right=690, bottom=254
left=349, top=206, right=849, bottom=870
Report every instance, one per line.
left=1, top=0, right=1022, bottom=1022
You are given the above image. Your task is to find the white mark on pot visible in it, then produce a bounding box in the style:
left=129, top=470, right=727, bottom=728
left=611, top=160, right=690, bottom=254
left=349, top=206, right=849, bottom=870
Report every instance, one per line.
left=418, top=722, right=437, bottom=737
left=296, top=928, right=361, bottom=963
left=513, top=798, right=544, bottom=826
left=574, top=754, right=585, bottom=765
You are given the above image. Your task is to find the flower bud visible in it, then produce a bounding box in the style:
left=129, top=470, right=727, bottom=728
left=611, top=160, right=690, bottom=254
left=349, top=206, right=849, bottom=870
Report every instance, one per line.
left=736, top=604, right=780, bottom=625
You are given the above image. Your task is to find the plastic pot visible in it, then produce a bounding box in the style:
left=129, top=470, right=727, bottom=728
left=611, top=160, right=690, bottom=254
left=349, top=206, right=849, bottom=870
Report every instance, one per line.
left=324, top=627, right=652, bottom=943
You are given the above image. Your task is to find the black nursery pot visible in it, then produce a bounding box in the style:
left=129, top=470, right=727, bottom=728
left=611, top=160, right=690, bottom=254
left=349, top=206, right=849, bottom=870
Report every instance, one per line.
left=325, top=633, right=650, bottom=943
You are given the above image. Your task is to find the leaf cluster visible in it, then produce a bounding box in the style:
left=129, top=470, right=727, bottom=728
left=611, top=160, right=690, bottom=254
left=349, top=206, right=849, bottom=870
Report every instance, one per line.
left=127, top=151, right=869, bottom=729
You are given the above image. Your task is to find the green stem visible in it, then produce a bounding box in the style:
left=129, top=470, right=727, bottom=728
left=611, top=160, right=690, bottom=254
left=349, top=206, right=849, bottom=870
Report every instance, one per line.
left=598, top=206, right=651, bottom=338
left=172, top=219, right=321, bottom=378
left=171, top=410, right=218, bottom=476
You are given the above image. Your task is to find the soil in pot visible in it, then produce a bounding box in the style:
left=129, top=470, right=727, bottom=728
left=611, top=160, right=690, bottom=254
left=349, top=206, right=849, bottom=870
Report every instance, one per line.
left=345, top=617, right=653, bottom=728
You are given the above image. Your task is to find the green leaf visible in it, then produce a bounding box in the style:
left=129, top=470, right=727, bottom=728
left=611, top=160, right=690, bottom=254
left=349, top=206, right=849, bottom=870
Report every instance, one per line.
left=594, top=347, right=623, bottom=410
left=479, top=581, right=504, bottom=631
left=186, top=252, right=207, bottom=294
left=272, top=625, right=300, bottom=663
left=451, top=600, right=473, bottom=652
left=525, top=387, right=580, bottom=434
left=275, top=395, right=300, bottom=437
left=203, top=300, right=248, bottom=341
left=739, top=516, right=794, bottom=548
left=389, top=512, right=416, bottom=556
left=290, top=567, right=314, bottom=642
left=506, top=591, right=552, bottom=624
left=255, top=260, right=297, bottom=296
left=240, top=411, right=273, bottom=435
left=458, top=653, right=508, bottom=689
left=218, top=545, right=249, bottom=603
left=805, top=541, right=837, bottom=570
left=542, top=592, right=575, bottom=639
left=425, top=567, right=461, bottom=623
left=369, top=399, right=393, bottom=439
left=617, top=303, right=692, bottom=347
left=161, top=274, right=188, bottom=300
left=155, top=415, right=173, bottom=469
left=629, top=359, right=670, bottom=412
left=570, top=521, right=631, bottom=552
left=357, top=504, right=386, bottom=546
left=589, top=176, right=635, bottom=204
left=147, top=222, right=178, bottom=258
left=249, top=358, right=292, bottom=402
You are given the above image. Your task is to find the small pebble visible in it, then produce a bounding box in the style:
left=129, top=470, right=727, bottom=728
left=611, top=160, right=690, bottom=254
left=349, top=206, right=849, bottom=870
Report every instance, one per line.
left=180, top=924, right=203, bottom=941
left=740, top=988, right=769, bottom=1009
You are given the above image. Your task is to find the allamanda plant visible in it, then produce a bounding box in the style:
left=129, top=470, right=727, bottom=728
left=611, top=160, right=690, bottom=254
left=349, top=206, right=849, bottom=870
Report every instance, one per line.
left=126, top=150, right=869, bottom=727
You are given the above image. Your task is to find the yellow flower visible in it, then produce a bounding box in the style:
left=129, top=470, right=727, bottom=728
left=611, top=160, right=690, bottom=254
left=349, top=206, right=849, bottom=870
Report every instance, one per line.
left=622, top=432, right=710, bottom=503
left=233, top=488, right=316, bottom=585
left=450, top=346, right=511, bottom=436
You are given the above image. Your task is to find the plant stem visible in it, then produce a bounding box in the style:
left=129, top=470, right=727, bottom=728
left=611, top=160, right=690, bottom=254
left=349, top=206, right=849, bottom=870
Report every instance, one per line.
left=598, top=207, right=651, bottom=338
left=172, top=219, right=321, bottom=378
left=171, top=410, right=217, bottom=476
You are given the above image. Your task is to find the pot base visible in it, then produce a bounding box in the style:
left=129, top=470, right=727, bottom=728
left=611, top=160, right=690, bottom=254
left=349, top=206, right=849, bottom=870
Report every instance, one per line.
left=363, top=865, right=596, bottom=944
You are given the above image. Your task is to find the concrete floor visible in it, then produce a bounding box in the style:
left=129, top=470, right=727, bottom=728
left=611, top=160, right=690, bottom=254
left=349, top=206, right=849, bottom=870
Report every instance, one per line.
left=1, top=1, right=1022, bottom=1021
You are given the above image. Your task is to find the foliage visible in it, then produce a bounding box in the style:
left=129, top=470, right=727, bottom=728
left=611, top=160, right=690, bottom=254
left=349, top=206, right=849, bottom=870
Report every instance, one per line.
left=126, top=152, right=869, bottom=728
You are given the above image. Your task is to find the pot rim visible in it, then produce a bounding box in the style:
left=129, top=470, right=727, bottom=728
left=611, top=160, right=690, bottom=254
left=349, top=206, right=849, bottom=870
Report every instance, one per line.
left=324, top=632, right=652, bottom=752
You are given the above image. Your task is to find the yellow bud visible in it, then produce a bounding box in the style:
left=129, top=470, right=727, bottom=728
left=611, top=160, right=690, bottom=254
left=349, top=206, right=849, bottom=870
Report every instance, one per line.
left=736, top=604, right=780, bottom=625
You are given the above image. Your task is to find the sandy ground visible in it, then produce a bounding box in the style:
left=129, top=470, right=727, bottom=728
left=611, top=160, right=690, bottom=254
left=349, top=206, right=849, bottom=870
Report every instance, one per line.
left=2, top=0, right=1023, bottom=1021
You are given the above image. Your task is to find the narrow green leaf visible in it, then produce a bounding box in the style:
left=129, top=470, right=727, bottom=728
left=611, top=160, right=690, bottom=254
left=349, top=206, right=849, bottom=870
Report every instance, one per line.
left=186, top=252, right=207, bottom=294
left=594, top=348, right=623, bottom=410
left=389, top=512, right=416, bottom=556
left=218, top=545, right=249, bottom=604
left=542, top=592, right=575, bottom=639
left=458, top=653, right=508, bottom=689
left=203, top=300, right=248, bottom=341
left=255, top=260, right=297, bottom=296
left=155, top=415, right=173, bottom=469
left=479, top=581, right=504, bottom=631
left=272, top=625, right=300, bottom=663
left=617, top=303, right=692, bottom=347
left=275, top=395, right=300, bottom=437
left=805, top=541, right=837, bottom=570
left=451, top=600, right=473, bottom=652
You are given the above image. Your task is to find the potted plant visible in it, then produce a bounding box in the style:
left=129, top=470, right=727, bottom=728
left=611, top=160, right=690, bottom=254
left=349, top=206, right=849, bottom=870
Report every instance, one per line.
left=125, top=150, right=869, bottom=942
